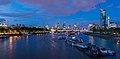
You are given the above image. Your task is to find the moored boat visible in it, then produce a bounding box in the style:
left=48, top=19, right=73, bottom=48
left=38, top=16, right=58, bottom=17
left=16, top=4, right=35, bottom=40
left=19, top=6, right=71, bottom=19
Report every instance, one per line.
left=23, top=33, right=32, bottom=36
left=58, top=36, right=68, bottom=40
left=98, top=48, right=116, bottom=56
left=0, top=34, right=10, bottom=38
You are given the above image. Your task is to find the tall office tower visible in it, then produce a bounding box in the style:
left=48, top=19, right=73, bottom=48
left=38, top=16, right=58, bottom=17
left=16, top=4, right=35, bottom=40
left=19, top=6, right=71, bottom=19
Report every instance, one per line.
left=62, top=22, right=66, bottom=30
left=100, top=8, right=106, bottom=30
left=55, top=22, right=60, bottom=30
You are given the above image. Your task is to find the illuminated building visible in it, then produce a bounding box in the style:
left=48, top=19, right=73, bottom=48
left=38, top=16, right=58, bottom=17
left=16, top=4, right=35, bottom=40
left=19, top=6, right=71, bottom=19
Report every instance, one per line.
left=67, top=25, right=71, bottom=30
left=0, top=20, right=7, bottom=28
left=0, top=23, right=7, bottom=28
left=74, top=24, right=78, bottom=30
left=107, top=16, right=117, bottom=28
left=55, top=22, right=60, bottom=30
left=45, top=24, right=50, bottom=30
left=88, top=24, right=99, bottom=31
left=109, top=22, right=117, bottom=28
left=62, top=22, right=66, bottom=30
left=88, top=24, right=94, bottom=31
left=33, top=26, right=40, bottom=28
left=100, top=8, right=106, bottom=30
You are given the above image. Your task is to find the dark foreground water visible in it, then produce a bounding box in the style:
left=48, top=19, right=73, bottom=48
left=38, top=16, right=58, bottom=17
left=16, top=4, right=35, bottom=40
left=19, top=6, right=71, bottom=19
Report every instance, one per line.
left=0, top=33, right=120, bottom=59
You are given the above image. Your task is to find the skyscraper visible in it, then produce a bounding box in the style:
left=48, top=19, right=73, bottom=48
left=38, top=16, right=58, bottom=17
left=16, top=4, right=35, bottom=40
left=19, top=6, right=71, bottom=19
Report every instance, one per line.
left=100, top=8, right=106, bottom=30
left=45, top=24, right=50, bottom=30
left=107, top=16, right=110, bottom=29
left=62, top=22, right=66, bottom=30
left=68, top=25, right=71, bottom=30
left=55, top=22, right=60, bottom=30
left=74, top=24, right=78, bottom=30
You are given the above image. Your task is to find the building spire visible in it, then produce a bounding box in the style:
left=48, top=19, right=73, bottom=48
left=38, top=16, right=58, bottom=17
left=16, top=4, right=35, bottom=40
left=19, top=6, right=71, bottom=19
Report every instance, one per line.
left=4, top=19, right=6, bottom=24
left=108, top=16, right=110, bottom=29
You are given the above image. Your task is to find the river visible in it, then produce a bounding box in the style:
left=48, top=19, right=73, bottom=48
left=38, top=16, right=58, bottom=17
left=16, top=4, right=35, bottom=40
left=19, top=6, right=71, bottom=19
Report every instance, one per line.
left=0, top=33, right=119, bottom=59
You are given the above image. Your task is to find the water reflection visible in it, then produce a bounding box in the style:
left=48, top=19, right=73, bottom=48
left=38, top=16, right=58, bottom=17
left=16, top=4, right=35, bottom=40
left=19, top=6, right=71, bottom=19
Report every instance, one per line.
left=13, top=36, right=18, bottom=40
left=8, top=36, right=13, bottom=59
left=116, top=43, right=120, bottom=48
left=88, top=36, right=94, bottom=44
left=116, top=40, right=120, bottom=48
left=51, top=33, right=55, bottom=39
left=88, top=35, right=109, bottom=47
left=0, top=33, right=119, bottom=59
left=100, top=38, right=107, bottom=47
left=26, top=36, right=29, bottom=39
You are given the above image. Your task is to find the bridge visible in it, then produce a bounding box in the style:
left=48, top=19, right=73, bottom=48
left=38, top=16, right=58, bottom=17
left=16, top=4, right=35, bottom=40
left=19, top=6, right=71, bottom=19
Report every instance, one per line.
left=51, top=29, right=92, bottom=33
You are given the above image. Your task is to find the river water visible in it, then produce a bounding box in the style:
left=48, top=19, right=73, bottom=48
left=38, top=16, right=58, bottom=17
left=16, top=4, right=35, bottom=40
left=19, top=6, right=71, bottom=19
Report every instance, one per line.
left=0, top=33, right=120, bottom=59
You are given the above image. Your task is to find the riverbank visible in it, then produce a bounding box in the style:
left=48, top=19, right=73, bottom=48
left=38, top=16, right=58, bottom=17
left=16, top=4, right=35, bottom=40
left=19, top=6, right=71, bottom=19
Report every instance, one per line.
left=84, top=32, right=120, bottom=40
left=0, top=31, right=50, bottom=36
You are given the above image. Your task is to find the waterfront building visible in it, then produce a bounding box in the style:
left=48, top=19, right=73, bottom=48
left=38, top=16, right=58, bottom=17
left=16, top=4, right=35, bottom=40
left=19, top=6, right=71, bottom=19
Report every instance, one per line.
left=33, top=26, right=40, bottom=28
left=107, top=17, right=117, bottom=28
left=10, top=24, right=16, bottom=28
left=88, top=24, right=99, bottom=31
left=88, top=24, right=94, bottom=31
left=45, top=24, right=50, bottom=30
left=0, top=20, right=7, bottom=28
left=109, top=22, right=117, bottom=28
left=55, top=22, right=60, bottom=30
left=74, top=24, right=78, bottom=30
left=100, top=8, right=106, bottom=30
left=68, top=25, right=71, bottom=30
left=62, top=22, right=66, bottom=30
left=0, top=23, right=7, bottom=28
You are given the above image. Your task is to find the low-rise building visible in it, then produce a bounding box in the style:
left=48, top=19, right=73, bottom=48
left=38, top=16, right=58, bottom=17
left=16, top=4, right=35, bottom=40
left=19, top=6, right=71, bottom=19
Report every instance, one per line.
left=109, top=22, right=117, bottom=28
left=0, top=23, right=7, bottom=28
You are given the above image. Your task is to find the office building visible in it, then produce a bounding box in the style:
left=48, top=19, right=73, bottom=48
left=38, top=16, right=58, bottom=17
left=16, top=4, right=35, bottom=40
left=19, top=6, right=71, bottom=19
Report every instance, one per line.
left=100, top=8, right=106, bottom=30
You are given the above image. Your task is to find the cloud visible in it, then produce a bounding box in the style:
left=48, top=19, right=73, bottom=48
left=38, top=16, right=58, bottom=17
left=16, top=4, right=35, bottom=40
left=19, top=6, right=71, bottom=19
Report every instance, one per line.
left=0, top=12, right=39, bottom=18
left=108, top=4, right=114, bottom=8
left=0, top=18, right=5, bottom=22
left=18, top=0, right=106, bottom=15
left=117, top=5, right=120, bottom=8
left=0, top=0, right=11, bottom=5
left=107, top=3, right=120, bottom=8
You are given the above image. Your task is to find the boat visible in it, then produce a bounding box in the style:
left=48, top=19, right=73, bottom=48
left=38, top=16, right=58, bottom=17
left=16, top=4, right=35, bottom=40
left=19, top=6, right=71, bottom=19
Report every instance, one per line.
left=23, top=33, right=32, bottom=36
left=58, top=36, right=68, bottom=40
left=86, top=43, right=98, bottom=50
left=84, top=49, right=99, bottom=58
left=80, top=43, right=101, bottom=57
left=65, top=39, right=84, bottom=47
left=65, top=41, right=116, bottom=57
left=67, top=32, right=76, bottom=36
left=98, top=48, right=116, bottom=56
left=84, top=44, right=116, bottom=57
left=0, top=34, right=10, bottom=38
left=74, top=44, right=88, bottom=51
left=65, top=36, right=83, bottom=44
left=71, top=39, right=83, bottom=44
left=117, top=40, right=120, bottom=44
left=65, top=39, right=73, bottom=45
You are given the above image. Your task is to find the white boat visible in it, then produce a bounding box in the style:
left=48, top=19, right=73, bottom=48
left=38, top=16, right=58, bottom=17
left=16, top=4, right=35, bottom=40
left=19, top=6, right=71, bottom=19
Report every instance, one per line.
left=99, top=48, right=116, bottom=56
left=0, top=34, right=9, bottom=38
left=23, top=33, right=32, bottom=36
left=74, top=44, right=88, bottom=49
left=58, top=36, right=68, bottom=40
left=117, top=40, right=120, bottom=44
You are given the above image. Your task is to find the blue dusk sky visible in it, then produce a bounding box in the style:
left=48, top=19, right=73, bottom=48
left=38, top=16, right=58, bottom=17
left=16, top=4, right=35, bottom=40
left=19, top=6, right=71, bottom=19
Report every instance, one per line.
left=0, top=0, right=120, bottom=28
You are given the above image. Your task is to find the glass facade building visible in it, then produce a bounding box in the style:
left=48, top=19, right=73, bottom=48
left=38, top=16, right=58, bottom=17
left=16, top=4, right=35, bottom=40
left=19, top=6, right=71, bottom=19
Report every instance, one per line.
left=100, top=9, right=106, bottom=30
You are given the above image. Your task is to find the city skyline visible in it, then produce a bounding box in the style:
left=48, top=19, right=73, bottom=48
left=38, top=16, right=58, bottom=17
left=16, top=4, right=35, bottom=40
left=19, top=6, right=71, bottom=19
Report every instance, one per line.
left=0, top=1, right=120, bottom=59
left=0, top=0, right=120, bottom=28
